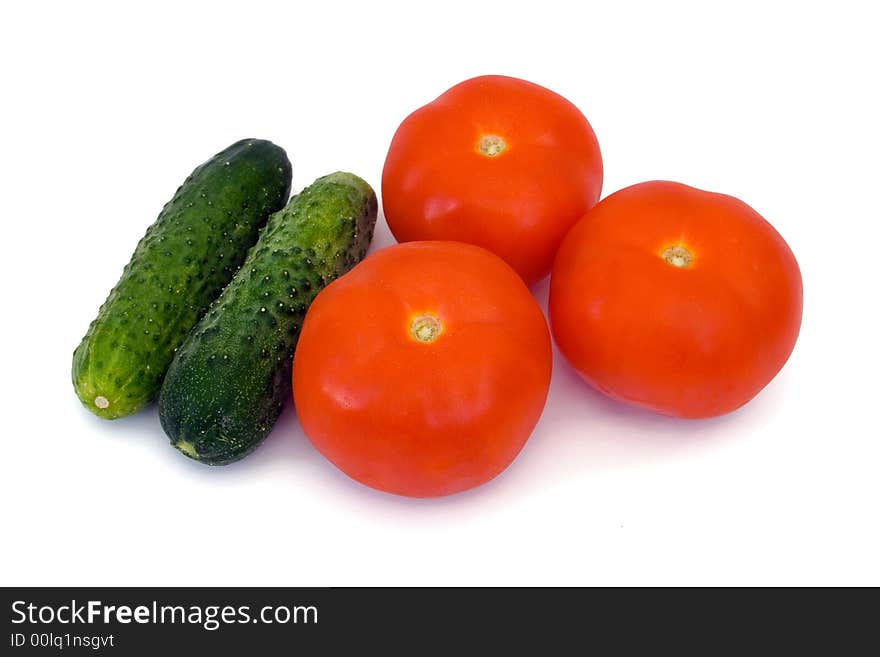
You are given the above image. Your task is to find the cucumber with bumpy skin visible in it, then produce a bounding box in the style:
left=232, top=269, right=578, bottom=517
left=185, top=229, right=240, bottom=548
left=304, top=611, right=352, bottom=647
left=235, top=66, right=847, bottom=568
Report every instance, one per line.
left=73, top=139, right=292, bottom=419
left=158, top=172, right=377, bottom=464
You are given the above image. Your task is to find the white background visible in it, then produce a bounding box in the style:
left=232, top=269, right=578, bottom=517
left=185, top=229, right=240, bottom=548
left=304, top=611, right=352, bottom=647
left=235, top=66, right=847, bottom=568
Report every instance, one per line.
left=2, top=0, right=878, bottom=586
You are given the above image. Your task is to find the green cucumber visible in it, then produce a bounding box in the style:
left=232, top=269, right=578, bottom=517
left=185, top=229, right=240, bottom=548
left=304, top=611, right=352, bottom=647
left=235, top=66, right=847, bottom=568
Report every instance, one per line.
left=73, top=139, right=292, bottom=419
left=158, top=172, right=377, bottom=464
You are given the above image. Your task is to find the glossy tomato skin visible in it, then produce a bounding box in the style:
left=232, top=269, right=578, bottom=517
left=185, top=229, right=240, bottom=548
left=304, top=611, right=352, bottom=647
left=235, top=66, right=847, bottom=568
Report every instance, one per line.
left=382, top=75, right=603, bottom=285
left=293, top=241, right=552, bottom=497
left=549, top=181, right=802, bottom=418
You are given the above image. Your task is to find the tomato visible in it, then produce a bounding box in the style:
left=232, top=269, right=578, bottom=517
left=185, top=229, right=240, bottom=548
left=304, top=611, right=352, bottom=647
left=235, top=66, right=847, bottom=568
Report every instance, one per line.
left=293, top=241, right=552, bottom=497
left=381, top=74, right=603, bottom=285
left=549, top=181, right=802, bottom=419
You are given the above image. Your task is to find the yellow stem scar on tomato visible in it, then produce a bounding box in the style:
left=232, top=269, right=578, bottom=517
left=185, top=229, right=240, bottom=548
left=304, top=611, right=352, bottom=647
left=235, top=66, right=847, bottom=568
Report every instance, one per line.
left=410, top=313, right=443, bottom=343
left=477, top=134, right=507, bottom=157
left=661, top=244, right=693, bottom=268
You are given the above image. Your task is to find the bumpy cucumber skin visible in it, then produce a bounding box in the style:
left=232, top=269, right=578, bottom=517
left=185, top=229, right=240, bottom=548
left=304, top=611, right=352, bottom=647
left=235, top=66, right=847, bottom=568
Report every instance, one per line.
left=158, top=172, right=377, bottom=465
left=73, top=139, right=292, bottom=420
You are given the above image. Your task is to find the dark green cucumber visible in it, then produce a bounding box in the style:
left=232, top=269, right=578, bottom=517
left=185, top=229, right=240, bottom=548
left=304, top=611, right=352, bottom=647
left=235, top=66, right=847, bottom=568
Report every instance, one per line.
left=73, top=139, right=292, bottom=419
left=158, top=172, right=377, bottom=464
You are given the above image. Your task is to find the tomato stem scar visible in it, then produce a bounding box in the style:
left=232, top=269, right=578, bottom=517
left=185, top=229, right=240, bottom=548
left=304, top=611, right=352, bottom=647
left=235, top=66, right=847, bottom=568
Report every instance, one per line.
left=478, top=135, right=506, bottom=157
left=410, top=313, right=442, bottom=343
left=661, top=245, right=693, bottom=268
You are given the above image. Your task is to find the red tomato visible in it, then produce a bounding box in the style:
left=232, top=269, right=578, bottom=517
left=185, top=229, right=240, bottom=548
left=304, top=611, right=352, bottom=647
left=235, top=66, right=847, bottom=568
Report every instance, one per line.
left=549, top=181, right=802, bottom=418
left=382, top=75, right=603, bottom=285
left=293, top=241, right=552, bottom=497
